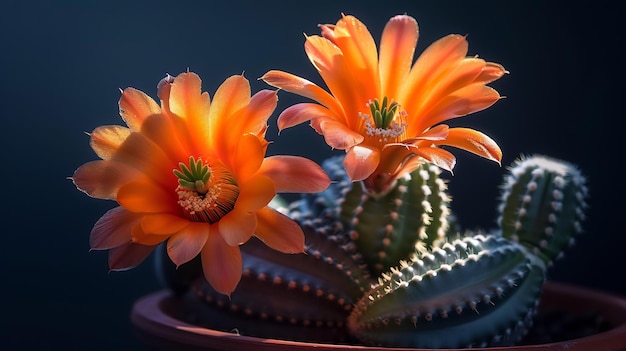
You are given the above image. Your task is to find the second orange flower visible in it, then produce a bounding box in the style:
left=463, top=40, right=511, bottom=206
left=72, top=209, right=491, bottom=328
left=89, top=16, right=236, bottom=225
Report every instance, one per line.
left=263, top=14, right=506, bottom=194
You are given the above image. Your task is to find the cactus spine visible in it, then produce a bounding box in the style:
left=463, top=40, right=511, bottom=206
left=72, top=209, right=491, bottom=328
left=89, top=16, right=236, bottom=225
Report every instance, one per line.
left=158, top=155, right=588, bottom=348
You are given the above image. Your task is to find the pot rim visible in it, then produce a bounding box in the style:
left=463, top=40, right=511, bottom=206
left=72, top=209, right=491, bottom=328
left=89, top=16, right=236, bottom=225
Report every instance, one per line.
left=131, top=281, right=626, bottom=351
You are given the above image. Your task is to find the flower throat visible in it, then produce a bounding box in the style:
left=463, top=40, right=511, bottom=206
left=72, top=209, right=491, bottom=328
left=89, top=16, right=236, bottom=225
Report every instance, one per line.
left=174, top=156, right=239, bottom=223
left=359, top=97, right=407, bottom=148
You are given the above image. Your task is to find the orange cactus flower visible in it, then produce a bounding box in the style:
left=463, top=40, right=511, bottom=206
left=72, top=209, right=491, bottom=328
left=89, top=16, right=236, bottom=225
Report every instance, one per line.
left=72, top=71, right=330, bottom=296
left=262, top=14, right=506, bottom=194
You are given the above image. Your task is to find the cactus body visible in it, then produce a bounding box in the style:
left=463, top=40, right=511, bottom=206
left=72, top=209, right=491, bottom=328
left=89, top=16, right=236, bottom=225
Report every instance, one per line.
left=158, top=155, right=588, bottom=348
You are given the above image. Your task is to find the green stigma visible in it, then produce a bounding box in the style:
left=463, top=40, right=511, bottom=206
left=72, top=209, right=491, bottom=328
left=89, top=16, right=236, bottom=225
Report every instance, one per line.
left=173, top=156, right=211, bottom=194
left=369, top=96, right=400, bottom=129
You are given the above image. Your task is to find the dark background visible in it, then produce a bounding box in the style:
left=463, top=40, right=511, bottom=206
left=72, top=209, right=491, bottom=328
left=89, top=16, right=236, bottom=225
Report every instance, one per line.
left=1, top=1, right=623, bottom=350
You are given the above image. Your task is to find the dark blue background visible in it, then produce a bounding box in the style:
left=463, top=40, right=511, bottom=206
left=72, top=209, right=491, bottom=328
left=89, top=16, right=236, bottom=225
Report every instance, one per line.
left=2, top=1, right=622, bottom=350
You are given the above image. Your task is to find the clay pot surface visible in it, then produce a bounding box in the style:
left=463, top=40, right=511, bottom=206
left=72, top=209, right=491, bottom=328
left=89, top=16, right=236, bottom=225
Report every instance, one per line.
left=131, top=281, right=626, bottom=351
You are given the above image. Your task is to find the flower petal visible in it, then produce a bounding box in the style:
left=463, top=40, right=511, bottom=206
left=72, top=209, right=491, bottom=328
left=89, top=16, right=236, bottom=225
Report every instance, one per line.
left=344, top=145, right=381, bottom=181
left=261, top=70, right=343, bottom=114
left=141, top=213, right=190, bottom=235
left=117, top=178, right=179, bottom=214
left=89, top=125, right=131, bottom=160
left=209, top=75, right=251, bottom=149
left=131, top=221, right=171, bottom=246
left=167, top=222, right=209, bottom=267
left=72, top=160, right=142, bottom=200
left=255, top=206, right=305, bottom=254
left=237, top=174, right=276, bottom=212
left=318, top=119, right=364, bottom=150
left=218, top=207, right=257, bottom=246
left=230, top=134, right=266, bottom=181
left=413, top=145, right=457, bottom=173
left=401, top=34, right=469, bottom=114
left=421, top=84, right=502, bottom=127
left=435, top=127, right=502, bottom=165
left=230, top=89, right=276, bottom=136
left=90, top=206, right=139, bottom=250
left=201, top=232, right=243, bottom=296
left=119, top=87, right=161, bottom=131
left=258, top=155, right=330, bottom=193
left=379, top=15, right=418, bottom=99
left=276, top=103, right=335, bottom=132
left=108, top=242, right=157, bottom=271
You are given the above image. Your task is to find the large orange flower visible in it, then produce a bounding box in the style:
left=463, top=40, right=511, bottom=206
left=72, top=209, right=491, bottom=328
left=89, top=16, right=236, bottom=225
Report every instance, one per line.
left=72, top=72, right=330, bottom=296
left=262, top=14, right=506, bottom=194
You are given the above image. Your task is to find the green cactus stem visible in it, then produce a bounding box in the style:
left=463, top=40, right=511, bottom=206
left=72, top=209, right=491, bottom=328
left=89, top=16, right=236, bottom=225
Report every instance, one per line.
left=347, top=234, right=544, bottom=348
left=497, top=155, right=588, bottom=265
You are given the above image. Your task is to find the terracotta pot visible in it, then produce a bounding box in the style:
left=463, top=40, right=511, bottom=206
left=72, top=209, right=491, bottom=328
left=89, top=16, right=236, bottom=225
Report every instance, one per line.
left=131, top=281, right=626, bottom=351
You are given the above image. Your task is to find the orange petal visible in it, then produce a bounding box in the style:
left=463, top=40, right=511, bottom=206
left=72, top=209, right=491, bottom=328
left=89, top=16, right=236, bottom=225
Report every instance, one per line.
left=167, top=71, right=211, bottom=149
left=379, top=15, right=418, bottom=99
left=304, top=36, right=361, bottom=121
left=236, top=174, right=275, bottom=212
left=117, top=178, right=178, bottom=214
left=255, top=206, right=305, bottom=254
left=229, top=134, right=266, bottom=181
left=258, top=156, right=330, bottom=193
left=261, top=70, right=343, bottom=114
left=413, top=145, right=457, bottom=173
left=72, top=160, right=142, bottom=200
left=90, top=206, right=138, bottom=250
left=209, top=75, right=251, bottom=149
left=318, top=119, right=364, bottom=150
left=421, top=84, right=502, bottom=127
left=167, top=222, right=209, bottom=267
left=474, top=62, right=508, bottom=84
left=276, top=103, right=335, bottom=132
left=131, top=221, right=171, bottom=246
left=119, top=87, right=161, bottom=131
left=108, top=242, right=157, bottom=271
left=401, top=34, right=469, bottom=114
left=201, top=231, right=243, bottom=296
left=217, top=207, right=257, bottom=246
left=140, top=114, right=190, bottom=163
left=141, top=213, right=190, bottom=235
left=329, top=15, right=379, bottom=99
left=344, top=145, right=381, bottom=181
left=110, top=132, right=174, bottom=187
left=230, top=89, right=277, bottom=135
left=435, top=127, right=502, bottom=165
left=89, top=125, right=131, bottom=160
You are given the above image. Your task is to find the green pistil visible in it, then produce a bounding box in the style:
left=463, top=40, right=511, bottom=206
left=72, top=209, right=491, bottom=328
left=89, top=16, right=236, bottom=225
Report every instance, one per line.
left=369, top=97, right=400, bottom=129
left=173, top=156, right=211, bottom=194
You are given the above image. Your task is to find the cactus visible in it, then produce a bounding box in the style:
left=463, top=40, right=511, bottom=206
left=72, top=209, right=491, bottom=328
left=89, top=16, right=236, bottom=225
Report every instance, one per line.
left=158, top=154, right=588, bottom=348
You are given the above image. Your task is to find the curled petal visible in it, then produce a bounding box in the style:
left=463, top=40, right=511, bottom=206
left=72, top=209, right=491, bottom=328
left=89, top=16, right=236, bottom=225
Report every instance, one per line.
left=318, top=119, right=364, bottom=150
left=89, top=125, right=131, bottom=160
left=90, top=206, right=139, bottom=250
left=261, top=70, right=342, bottom=114
left=201, top=232, right=243, bottom=296
left=475, top=62, right=508, bottom=84
left=167, top=222, right=210, bottom=267
left=277, top=103, right=335, bottom=132
left=255, top=206, right=305, bottom=254
left=119, top=87, right=161, bottom=131
left=413, top=145, right=457, bottom=173
left=108, top=242, right=157, bottom=271
left=435, top=127, right=502, bottom=164
left=259, top=156, right=330, bottom=193
left=344, top=145, right=381, bottom=181
left=218, top=208, right=257, bottom=246
left=72, top=160, right=142, bottom=200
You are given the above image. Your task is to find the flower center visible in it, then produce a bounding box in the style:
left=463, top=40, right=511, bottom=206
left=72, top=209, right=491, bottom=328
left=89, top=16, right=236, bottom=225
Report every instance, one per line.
left=359, top=97, right=408, bottom=148
left=173, top=156, right=239, bottom=223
